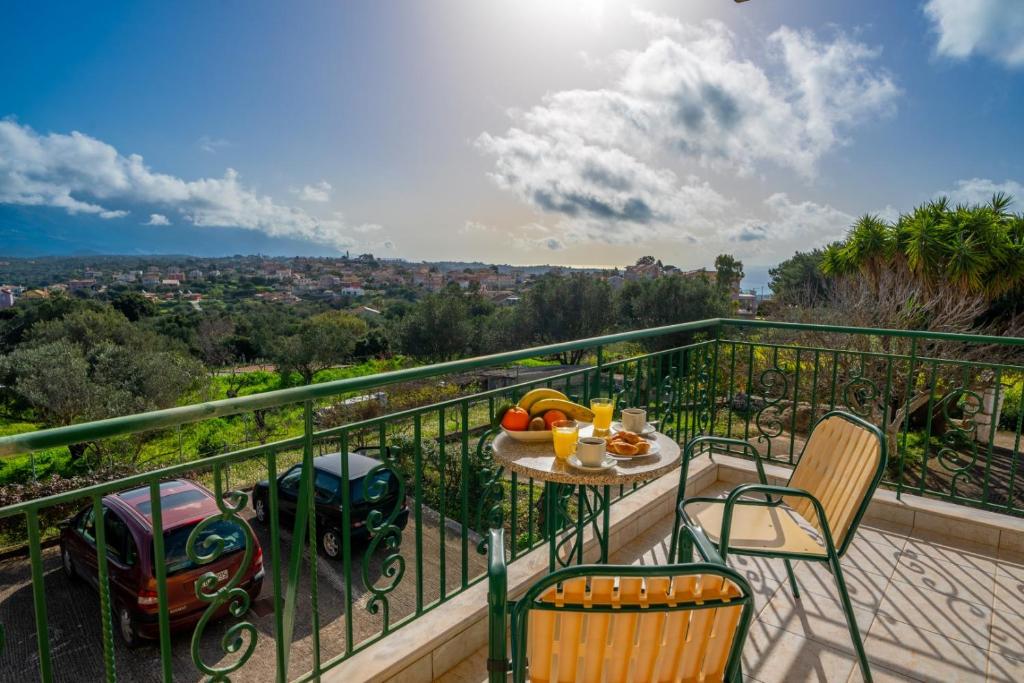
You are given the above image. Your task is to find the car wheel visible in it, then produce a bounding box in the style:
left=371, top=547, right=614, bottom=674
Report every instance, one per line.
left=254, top=497, right=268, bottom=524
left=117, top=605, right=142, bottom=648
left=61, top=545, right=76, bottom=580
left=319, top=528, right=342, bottom=560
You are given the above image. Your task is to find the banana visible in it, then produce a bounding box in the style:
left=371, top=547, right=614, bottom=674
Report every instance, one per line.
left=517, top=387, right=568, bottom=412
left=527, top=398, right=595, bottom=423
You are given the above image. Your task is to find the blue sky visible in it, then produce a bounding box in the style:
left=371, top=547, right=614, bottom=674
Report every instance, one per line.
left=1, top=0, right=1023, bottom=275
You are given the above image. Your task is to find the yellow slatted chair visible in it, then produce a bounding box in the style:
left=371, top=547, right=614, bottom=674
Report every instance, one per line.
left=669, top=411, right=887, bottom=683
left=487, top=526, right=755, bottom=683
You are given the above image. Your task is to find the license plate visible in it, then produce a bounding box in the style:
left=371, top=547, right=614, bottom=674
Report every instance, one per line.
left=198, top=569, right=229, bottom=589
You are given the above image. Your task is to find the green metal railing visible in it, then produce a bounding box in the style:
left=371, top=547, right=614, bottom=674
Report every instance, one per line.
left=0, top=318, right=1021, bottom=682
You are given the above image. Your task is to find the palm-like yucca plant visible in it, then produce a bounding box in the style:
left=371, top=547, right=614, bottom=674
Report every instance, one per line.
left=897, top=201, right=947, bottom=280
left=823, top=193, right=1024, bottom=305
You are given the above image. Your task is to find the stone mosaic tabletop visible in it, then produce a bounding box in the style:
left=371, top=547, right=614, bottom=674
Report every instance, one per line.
left=491, top=429, right=681, bottom=485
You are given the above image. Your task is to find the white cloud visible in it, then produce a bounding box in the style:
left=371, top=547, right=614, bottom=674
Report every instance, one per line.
left=477, top=16, right=896, bottom=252
left=293, top=180, right=332, bottom=202
left=938, top=178, right=1024, bottom=206
left=0, top=120, right=362, bottom=250
left=629, top=7, right=684, bottom=36
left=144, top=213, right=170, bottom=226
left=352, top=223, right=383, bottom=234
left=923, top=0, right=1024, bottom=67
left=198, top=136, right=229, bottom=153
left=99, top=209, right=128, bottom=219
left=459, top=220, right=492, bottom=235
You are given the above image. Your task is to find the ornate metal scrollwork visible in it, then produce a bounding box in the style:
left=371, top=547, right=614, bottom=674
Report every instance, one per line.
left=935, top=388, right=982, bottom=496
left=186, top=485, right=258, bottom=682
left=842, top=361, right=879, bottom=419
left=754, top=365, right=788, bottom=459
left=360, top=451, right=407, bottom=631
left=692, top=346, right=714, bottom=435
left=656, top=368, right=681, bottom=442
left=474, top=428, right=504, bottom=554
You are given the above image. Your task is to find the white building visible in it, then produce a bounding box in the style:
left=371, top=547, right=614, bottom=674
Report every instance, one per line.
left=0, top=288, right=15, bottom=309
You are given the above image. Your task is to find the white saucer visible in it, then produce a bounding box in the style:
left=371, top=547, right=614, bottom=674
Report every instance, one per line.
left=611, top=421, right=656, bottom=437
left=607, top=439, right=661, bottom=460
left=568, top=454, right=617, bottom=472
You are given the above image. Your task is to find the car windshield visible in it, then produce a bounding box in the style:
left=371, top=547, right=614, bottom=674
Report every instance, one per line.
left=351, top=470, right=396, bottom=504
left=158, top=519, right=246, bottom=575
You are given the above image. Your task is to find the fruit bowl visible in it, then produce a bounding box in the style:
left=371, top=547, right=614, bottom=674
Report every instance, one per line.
left=500, top=427, right=553, bottom=442
left=500, top=423, right=594, bottom=443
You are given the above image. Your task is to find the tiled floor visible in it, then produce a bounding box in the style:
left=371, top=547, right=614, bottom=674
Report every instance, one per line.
left=438, top=487, right=1024, bottom=683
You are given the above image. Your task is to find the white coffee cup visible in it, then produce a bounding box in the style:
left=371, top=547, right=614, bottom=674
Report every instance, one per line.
left=576, top=437, right=606, bottom=466
left=621, top=408, right=647, bottom=433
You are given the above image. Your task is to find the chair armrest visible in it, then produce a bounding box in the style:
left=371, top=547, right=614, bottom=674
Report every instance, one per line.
left=684, top=436, right=768, bottom=482
left=677, top=521, right=727, bottom=565
left=486, top=528, right=509, bottom=682
left=719, top=484, right=838, bottom=561
left=677, top=436, right=769, bottom=510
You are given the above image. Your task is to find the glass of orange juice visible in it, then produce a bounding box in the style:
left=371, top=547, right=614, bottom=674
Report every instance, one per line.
left=590, top=397, right=614, bottom=432
left=552, top=420, right=579, bottom=459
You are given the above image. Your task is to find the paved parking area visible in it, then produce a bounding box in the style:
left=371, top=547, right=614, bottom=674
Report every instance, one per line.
left=0, top=507, right=485, bottom=682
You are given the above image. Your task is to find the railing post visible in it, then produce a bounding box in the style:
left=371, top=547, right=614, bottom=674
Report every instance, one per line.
left=280, top=401, right=316, bottom=676
left=896, top=338, right=918, bottom=500
left=26, top=509, right=53, bottom=683
left=148, top=480, right=173, bottom=682
left=91, top=494, right=117, bottom=683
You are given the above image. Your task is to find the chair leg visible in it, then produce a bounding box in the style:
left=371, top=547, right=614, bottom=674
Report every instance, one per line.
left=669, top=516, right=679, bottom=562
left=829, top=554, right=872, bottom=683
left=677, top=531, right=693, bottom=563
left=784, top=559, right=800, bottom=599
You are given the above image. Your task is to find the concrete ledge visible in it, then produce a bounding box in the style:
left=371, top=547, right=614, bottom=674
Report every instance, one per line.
left=323, top=457, right=715, bottom=683
left=712, top=454, right=1024, bottom=552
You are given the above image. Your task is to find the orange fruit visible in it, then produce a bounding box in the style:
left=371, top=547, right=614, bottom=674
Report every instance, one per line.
left=501, top=406, right=530, bottom=431
left=542, top=409, right=568, bottom=430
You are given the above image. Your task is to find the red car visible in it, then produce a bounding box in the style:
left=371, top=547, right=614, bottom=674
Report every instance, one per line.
left=58, top=479, right=264, bottom=647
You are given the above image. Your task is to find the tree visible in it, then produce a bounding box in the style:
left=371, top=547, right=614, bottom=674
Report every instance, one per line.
left=514, top=274, right=613, bottom=364
left=765, top=194, right=1024, bottom=447
left=714, top=254, right=744, bottom=293
left=0, top=316, right=204, bottom=461
left=398, top=286, right=475, bottom=361
left=616, top=276, right=730, bottom=350
left=768, top=249, right=832, bottom=307
left=0, top=293, right=99, bottom=353
left=110, top=291, right=158, bottom=321
left=274, top=311, right=368, bottom=384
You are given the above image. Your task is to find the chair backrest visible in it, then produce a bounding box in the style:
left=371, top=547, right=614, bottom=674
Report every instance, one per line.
left=511, top=566, right=753, bottom=683
left=785, top=412, right=886, bottom=554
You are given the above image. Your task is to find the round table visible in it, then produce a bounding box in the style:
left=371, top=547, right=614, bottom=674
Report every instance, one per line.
left=491, top=429, right=680, bottom=570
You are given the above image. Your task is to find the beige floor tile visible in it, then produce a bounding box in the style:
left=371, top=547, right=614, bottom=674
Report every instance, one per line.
left=794, top=560, right=891, bottom=612
left=890, top=550, right=997, bottom=607
left=988, top=610, right=1024, bottom=660
left=859, top=520, right=914, bottom=539
left=863, top=614, right=989, bottom=682
left=846, top=662, right=927, bottom=682
left=876, top=579, right=993, bottom=649
left=842, top=529, right=905, bottom=577
left=433, top=646, right=488, bottom=683
left=903, top=532, right=999, bottom=575
left=992, top=563, right=1024, bottom=616
left=758, top=587, right=875, bottom=653
left=741, top=619, right=860, bottom=683
left=986, top=651, right=1024, bottom=683
left=728, top=553, right=788, bottom=606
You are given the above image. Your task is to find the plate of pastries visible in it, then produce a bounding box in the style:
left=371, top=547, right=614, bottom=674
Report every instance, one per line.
left=604, top=430, right=660, bottom=458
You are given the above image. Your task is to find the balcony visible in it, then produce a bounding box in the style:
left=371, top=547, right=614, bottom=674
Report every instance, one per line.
left=0, top=318, right=1022, bottom=682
